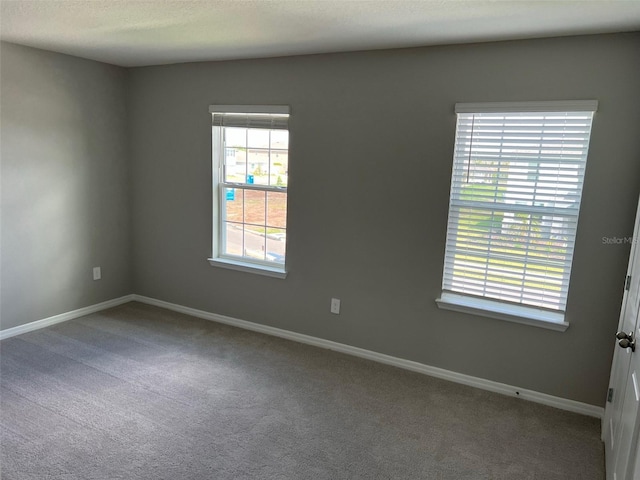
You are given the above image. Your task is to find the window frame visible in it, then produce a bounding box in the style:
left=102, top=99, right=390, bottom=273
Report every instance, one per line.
left=208, top=105, right=290, bottom=278
left=436, top=100, right=598, bottom=331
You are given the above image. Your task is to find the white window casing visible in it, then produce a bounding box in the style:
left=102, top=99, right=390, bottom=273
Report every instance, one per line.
left=437, top=100, right=597, bottom=329
left=208, top=105, right=290, bottom=278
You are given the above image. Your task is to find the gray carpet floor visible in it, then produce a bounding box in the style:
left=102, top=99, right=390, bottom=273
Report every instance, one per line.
left=1, top=302, right=604, bottom=479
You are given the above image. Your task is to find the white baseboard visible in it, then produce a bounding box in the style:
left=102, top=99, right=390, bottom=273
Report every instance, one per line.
left=132, top=294, right=604, bottom=419
left=0, top=295, right=135, bottom=340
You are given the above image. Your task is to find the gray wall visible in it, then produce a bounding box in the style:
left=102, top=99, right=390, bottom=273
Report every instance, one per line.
left=129, top=33, right=640, bottom=407
left=0, top=42, right=131, bottom=329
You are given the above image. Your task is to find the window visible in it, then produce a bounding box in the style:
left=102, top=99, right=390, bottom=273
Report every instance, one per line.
left=436, top=101, right=597, bottom=330
left=208, top=105, right=290, bottom=278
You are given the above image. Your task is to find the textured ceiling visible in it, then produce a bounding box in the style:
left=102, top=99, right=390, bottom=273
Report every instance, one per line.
left=1, top=0, right=640, bottom=67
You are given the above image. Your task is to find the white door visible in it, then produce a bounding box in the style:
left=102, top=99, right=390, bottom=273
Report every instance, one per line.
left=632, top=437, right=640, bottom=480
left=604, top=195, right=640, bottom=480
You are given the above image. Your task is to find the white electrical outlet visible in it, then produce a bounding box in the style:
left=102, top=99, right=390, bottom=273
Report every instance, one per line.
left=330, top=298, right=341, bottom=314
left=93, top=267, right=101, bottom=281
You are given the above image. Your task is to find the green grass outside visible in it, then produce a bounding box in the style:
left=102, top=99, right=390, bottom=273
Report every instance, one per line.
left=452, top=252, right=564, bottom=291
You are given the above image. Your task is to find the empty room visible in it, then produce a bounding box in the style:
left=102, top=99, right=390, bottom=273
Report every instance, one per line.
left=2, top=1, right=640, bottom=478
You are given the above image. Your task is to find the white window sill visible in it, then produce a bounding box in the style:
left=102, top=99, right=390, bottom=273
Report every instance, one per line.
left=435, top=292, right=569, bottom=332
left=207, top=257, right=287, bottom=279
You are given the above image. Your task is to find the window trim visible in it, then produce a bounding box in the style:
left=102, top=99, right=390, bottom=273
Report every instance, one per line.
left=436, top=292, right=569, bottom=331
left=207, top=257, right=288, bottom=279
left=208, top=105, right=290, bottom=277
left=438, top=100, right=597, bottom=329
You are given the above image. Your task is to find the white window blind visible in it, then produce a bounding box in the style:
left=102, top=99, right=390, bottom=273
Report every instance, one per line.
left=210, top=105, right=290, bottom=130
left=442, top=101, right=597, bottom=313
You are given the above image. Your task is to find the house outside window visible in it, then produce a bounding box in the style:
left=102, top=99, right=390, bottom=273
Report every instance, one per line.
left=436, top=100, right=597, bottom=330
left=208, top=105, right=290, bottom=278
